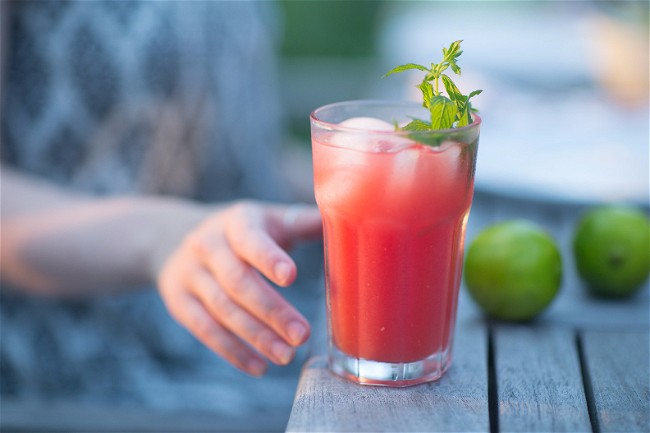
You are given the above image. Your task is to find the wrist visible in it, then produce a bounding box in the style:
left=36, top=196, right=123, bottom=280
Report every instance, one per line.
left=132, top=196, right=214, bottom=285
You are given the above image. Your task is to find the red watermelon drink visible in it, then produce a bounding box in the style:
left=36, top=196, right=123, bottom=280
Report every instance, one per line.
left=311, top=100, right=481, bottom=386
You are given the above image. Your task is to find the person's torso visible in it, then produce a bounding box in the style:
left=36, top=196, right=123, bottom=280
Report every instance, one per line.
left=2, top=0, right=287, bottom=201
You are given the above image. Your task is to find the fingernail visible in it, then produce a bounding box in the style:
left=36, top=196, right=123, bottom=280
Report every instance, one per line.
left=247, top=359, right=267, bottom=377
left=287, top=321, right=306, bottom=345
left=272, top=341, right=293, bottom=365
left=274, top=262, right=291, bottom=284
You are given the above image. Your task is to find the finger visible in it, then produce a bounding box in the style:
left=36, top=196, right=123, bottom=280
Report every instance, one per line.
left=191, top=267, right=296, bottom=366
left=199, top=242, right=311, bottom=347
left=226, top=223, right=297, bottom=287
left=224, top=204, right=323, bottom=287
left=167, top=290, right=268, bottom=376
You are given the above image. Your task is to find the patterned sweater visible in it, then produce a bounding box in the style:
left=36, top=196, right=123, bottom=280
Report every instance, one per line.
left=1, top=1, right=322, bottom=424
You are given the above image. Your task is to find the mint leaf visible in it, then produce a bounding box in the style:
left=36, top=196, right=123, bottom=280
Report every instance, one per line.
left=402, top=119, right=432, bottom=131
left=418, top=81, right=434, bottom=108
left=429, top=96, right=457, bottom=129
left=383, top=63, right=429, bottom=78
left=406, top=131, right=447, bottom=147
left=456, top=106, right=471, bottom=128
left=445, top=41, right=463, bottom=74
left=447, top=40, right=463, bottom=57
left=454, top=96, right=470, bottom=128
left=383, top=40, right=482, bottom=139
left=441, top=74, right=462, bottom=101
left=449, top=60, right=461, bottom=75
left=457, top=90, right=483, bottom=126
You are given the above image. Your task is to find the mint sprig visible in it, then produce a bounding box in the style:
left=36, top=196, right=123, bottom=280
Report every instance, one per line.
left=384, top=40, right=482, bottom=130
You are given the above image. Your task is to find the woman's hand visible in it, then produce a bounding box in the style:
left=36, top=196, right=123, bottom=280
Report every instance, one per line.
left=156, top=201, right=322, bottom=376
left=1, top=168, right=322, bottom=376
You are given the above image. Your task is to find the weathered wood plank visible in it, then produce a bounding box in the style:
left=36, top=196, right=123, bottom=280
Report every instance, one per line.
left=581, top=330, right=650, bottom=433
left=543, top=282, right=649, bottom=329
left=494, top=326, right=591, bottom=432
left=286, top=319, right=489, bottom=433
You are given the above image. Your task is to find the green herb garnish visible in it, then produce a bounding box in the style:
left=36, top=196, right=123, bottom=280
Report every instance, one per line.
left=384, top=40, right=482, bottom=131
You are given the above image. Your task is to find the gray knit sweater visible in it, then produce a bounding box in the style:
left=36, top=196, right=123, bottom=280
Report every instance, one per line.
left=1, top=0, right=322, bottom=424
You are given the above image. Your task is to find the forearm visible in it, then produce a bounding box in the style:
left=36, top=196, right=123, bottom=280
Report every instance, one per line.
left=1, top=167, right=211, bottom=297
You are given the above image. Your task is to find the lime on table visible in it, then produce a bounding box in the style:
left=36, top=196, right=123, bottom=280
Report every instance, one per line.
left=464, top=220, right=562, bottom=321
left=573, top=206, right=650, bottom=298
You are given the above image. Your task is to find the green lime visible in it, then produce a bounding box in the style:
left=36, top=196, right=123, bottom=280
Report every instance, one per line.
left=573, top=206, right=650, bottom=298
left=464, top=220, right=562, bottom=321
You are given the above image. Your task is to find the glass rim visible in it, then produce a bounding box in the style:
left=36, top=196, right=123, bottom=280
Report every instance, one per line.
left=310, top=99, right=482, bottom=135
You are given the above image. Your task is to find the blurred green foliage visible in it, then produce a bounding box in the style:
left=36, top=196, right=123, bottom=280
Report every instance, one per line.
left=278, top=1, right=385, bottom=145
left=279, top=0, right=382, bottom=58
left=592, top=0, right=649, bottom=28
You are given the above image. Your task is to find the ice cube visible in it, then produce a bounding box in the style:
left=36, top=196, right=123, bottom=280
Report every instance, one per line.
left=316, top=117, right=416, bottom=210
left=384, top=141, right=465, bottom=216
left=314, top=138, right=370, bottom=209
left=339, top=117, right=395, bottom=131
left=437, top=140, right=463, bottom=156
left=434, top=141, right=462, bottom=178
left=386, top=147, right=420, bottom=200
left=420, top=141, right=465, bottom=212
left=329, top=117, right=396, bottom=152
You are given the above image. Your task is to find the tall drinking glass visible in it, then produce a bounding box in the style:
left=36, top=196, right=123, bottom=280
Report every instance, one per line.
left=311, top=100, right=481, bottom=387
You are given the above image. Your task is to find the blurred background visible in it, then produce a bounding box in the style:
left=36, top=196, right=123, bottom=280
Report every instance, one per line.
left=278, top=0, right=649, bottom=206
left=1, top=1, right=648, bottom=431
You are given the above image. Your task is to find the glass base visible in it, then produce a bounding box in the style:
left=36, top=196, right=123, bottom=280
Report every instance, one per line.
left=328, top=345, right=452, bottom=387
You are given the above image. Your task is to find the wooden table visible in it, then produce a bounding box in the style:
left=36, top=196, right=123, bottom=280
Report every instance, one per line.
left=1, top=193, right=647, bottom=432
left=287, top=192, right=650, bottom=433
